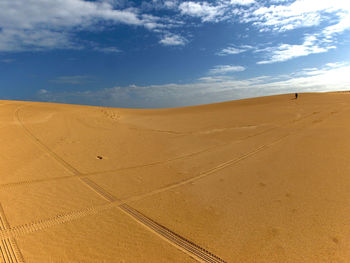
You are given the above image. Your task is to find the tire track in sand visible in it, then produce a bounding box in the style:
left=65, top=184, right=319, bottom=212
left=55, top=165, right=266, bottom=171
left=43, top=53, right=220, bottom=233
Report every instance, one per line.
left=79, top=177, right=117, bottom=202
left=10, top=104, right=341, bottom=262
left=0, top=203, right=117, bottom=241
left=0, top=120, right=286, bottom=262
left=1, top=109, right=321, bottom=190
left=13, top=105, right=229, bottom=262
left=0, top=202, right=227, bottom=263
left=119, top=204, right=227, bottom=263
left=122, top=134, right=288, bottom=204
left=14, top=106, right=80, bottom=175
left=0, top=204, right=24, bottom=263
left=0, top=132, right=276, bottom=240
left=64, top=176, right=228, bottom=262
left=10, top=106, right=324, bottom=185
left=0, top=145, right=215, bottom=190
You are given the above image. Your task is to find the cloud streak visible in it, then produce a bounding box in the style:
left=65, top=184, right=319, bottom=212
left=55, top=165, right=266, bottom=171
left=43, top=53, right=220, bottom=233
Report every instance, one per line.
left=179, top=1, right=225, bottom=22
left=248, top=0, right=350, bottom=33
left=240, top=0, right=350, bottom=62
left=209, top=65, right=246, bottom=74
left=217, top=45, right=253, bottom=56
left=257, top=35, right=336, bottom=64
left=36, top=62, right=350, bottom=108
left=159, top=34, right=187, bottom=46
left=0, top=0, right=163, bottom=51
left=1, top=0, right=349, bottom=62
left=93, top=46, right=121, bottom=53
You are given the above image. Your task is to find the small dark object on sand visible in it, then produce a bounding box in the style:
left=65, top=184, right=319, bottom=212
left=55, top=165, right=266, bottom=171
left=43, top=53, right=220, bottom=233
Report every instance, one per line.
left=295, top=93, right=298, bottom=99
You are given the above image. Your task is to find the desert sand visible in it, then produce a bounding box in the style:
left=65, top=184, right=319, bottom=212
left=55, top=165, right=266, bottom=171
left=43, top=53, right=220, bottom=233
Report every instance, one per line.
left=1, top=92, right=350, bottom=262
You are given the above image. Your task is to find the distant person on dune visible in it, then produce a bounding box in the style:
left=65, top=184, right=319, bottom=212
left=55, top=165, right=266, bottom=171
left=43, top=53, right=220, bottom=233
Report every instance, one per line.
left=295, top=93, right=298, bottom=99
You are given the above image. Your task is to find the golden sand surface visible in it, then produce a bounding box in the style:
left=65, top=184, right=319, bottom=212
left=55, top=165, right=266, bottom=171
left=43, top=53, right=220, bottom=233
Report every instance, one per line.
left=0, top=92, right=350, bottom=262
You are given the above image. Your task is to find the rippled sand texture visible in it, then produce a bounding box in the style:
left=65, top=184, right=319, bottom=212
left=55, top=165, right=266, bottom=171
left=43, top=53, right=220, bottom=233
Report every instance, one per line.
left=0, top=92, right=350, bottom=262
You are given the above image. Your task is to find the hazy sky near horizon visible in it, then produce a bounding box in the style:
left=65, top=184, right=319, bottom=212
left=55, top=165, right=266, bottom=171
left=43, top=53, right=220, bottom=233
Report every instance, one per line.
left=1, top=0, right=350, bottom=108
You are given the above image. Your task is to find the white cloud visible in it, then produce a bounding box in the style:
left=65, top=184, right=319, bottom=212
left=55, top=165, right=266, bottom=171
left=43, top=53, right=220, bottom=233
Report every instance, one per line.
left=257, top=62, right=350, bottom=92
left=239, top=0, right=350, bottom=63
left=176, top=0, right=349, bottom=63
left=229, top=0, right=255, bottom=5
left=257, top=35, right=336, bottom=64
left=93, top=46, right=121, bottom=53
left=218, top=47, right=245, bottom=55
left=322, top=12, right=350, bottom=37
left=0, top=28, right=75, bottom=52
left=38, top=89, right=49, bottom=95
left=36, top=62, right=350, bottom=108
left=159, top=34, right=187, bottom=46
left=179, top=1, right=225, bottom=22
left=325, top=62, right=347, bottom=68
left=0, top=0, right=164, bottom=51
left=178, top=0, right=256, bottom=22
left=251, top=4, right=321, bottom=32
left=217, top=45, right=253, bottom=56
left=0, top=0, right=143, bottom=29
left=250, top=0, right=350, bottom=32
left=164, top=0, right=178, bottom=8
left=1, top=0, right=348, bottom=55
left=209, top=65, right=246, bottom=74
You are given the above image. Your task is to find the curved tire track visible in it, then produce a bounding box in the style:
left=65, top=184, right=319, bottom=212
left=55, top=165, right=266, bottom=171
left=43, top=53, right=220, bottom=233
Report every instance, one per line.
left=14, top=106, right=80, bottom=175
left=0, top=204, right=24, bottom=263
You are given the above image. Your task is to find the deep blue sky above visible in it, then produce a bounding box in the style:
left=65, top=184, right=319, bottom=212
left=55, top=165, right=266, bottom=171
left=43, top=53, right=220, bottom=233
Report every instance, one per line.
left=0, top=0, right=349, bottom=108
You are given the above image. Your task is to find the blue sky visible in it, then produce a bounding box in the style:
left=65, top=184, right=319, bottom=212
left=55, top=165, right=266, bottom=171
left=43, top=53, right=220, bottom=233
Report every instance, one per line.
left=0, top=0, right=350, bottom=108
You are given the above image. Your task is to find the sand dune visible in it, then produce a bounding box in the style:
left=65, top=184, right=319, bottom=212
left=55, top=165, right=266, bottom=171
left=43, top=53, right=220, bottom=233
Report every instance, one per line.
left=1, top=92, right=350, bottom=262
